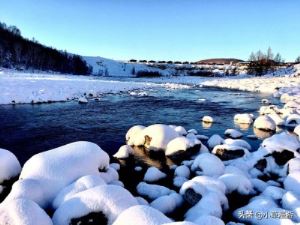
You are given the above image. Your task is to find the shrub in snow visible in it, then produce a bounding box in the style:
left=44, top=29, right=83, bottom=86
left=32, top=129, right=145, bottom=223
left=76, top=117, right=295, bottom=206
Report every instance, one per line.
left=125, top=125, right=145, bottom=145
left=143, top=167, right=167, bottom=182
left=0, top=149, right=21, bottom=183
left=78, top=96, right=88, bottom=104
left=253, top=115, right=276, bottom=131
left=112, top=205, right=172, bottom=225
left=285, top=113, right=300, bottom=127
left=284, top=171, right=300, bottom=196
left=9, top=141, right=109, bottom=208
left=202, top=116, right=214, bottom=123
left=150, top=192, right=183, bottom=214
left=52, top=185, right=138, bottom=225
left=133, top=124, right=179, bottom=151
left=136, top=182, right=172, bottom=200
left=218, top=173, right=253, bottom=195
left=0, top=198, right=53, bottom=225
left=207, top=134, right=224, bottom=149
left=52, top=175, right=106, bottom=209
left=212, top=144, right=249, bottom=161
left=165, top=136, right=200, bottom=156
left=191, top=153, right=225, bottom=177
left=113, top=145, right=134, bottom=159
left=234, top=113, right=253, bottom=124
left=224, top=129, right=243, bottom=139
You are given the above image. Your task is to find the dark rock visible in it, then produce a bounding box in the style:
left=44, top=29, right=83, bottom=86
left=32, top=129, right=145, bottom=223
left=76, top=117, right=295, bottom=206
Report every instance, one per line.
left=254, top=159, right=267, bottom=171
left=214, top=148, right=245, bottom=161
left=272, top=150, right=295, bottom=166
left=70, top=211, right=108, bottom=225
left=184, top=188, right=202, bottom=205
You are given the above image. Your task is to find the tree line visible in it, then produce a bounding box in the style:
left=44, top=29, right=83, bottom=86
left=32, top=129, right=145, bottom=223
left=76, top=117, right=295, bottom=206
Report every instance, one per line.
left=0, top=22, right=92, bottom=75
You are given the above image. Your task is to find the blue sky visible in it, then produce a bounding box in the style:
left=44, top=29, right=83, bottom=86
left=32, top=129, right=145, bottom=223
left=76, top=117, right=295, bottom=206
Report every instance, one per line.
left=0, top=0, right=300, bottom=61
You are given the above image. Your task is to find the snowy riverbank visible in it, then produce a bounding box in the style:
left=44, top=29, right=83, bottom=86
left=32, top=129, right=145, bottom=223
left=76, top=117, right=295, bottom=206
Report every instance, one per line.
left=1, top=69, right=300, bottom=105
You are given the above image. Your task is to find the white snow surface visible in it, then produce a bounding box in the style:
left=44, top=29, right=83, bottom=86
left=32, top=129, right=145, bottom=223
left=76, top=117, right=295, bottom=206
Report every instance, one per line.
left=112, top=205, right=172, bottom=225
left=144, top=167, right=167, bottom=182
left=191, top=153, right=225, bottom=177
left=113, top=145, right=134, bottom=159
left=0, top=198, right=53, bottom=225
left=52, top=185, right=138, bottom=225
left=5, top=141, right=109, bottom=208
left=0, top=148, right=21, bottom=183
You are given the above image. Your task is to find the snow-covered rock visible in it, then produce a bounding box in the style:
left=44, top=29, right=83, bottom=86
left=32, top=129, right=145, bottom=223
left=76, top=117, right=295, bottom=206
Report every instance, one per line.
left=52, top=175, right=107, bottom=209
left=113, top=145, right=134, bottom=159
left=253, top=115, right=276, bottom=131
left=150, top=192, right=183, bottom=214
left=202, top=116, right=214, bottom=123
left=6, top=141, right=109, bottom=208
left=207, top=134, right=224, bottom=149
left=78, top=96, right=88, bottom=104
left=0, top=198, right=53, bottom=225
left=285, top=113, right=300, bottom=127
left=143, top=167, right=167, bottom=182
left=212, top=144, right=249, bottom=161
left=166, top=136, right=200, bottom=156
left=294, top=124, right=300, bottom=136
left=224, top=129, right=243, bottom=139
left=174, top=126, right=188, bottom=136
left=112, top=205, right=172, bottom=225
left=0, top=148, right=21, bottom=183
left=174, top=165, right=190, bottom=179
left=284, top=171, right=300, bottom=196
left=192, top=215, right=225, bottom=225
left=136, top=182, right=172, bottom=200
left=191, top=153, right=225, bottom=177
left=218, top=173, right=253, bottom=195
left=126, top=125, right=145, bottom=145
left=133, top=124, right=179, bottom=151
left=52, top=185, right=138, bottom=225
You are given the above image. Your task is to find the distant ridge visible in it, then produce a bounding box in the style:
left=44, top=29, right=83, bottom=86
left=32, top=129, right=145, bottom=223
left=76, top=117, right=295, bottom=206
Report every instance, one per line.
left=196, top=58, right=244, bottom=65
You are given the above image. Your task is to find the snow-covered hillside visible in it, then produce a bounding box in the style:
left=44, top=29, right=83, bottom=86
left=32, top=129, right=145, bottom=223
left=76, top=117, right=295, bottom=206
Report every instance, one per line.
left=84, top=56, right=172, bottom=77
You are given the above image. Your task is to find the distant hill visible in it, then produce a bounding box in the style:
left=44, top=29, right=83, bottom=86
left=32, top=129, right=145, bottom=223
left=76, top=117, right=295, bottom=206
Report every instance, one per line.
left=0, top=22, right=91, bottom=75
left=196, top=58, right=244, bottom=65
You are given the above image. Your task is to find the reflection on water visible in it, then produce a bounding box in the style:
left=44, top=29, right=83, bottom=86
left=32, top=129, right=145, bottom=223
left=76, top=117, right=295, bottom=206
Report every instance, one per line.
left=234, top=122, right=251, bottom=131
left=202, top=121, right=213, bottom=129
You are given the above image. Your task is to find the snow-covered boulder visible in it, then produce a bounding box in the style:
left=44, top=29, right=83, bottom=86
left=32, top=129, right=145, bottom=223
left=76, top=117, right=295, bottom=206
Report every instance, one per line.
left=0, top=149, right=21, bottom=184
left=218, top=173, right=253, bottom=195
left=207, top=134, right=224, bottom=149
left=174, top=165, right=190, bottom=179
left=113, top=145, right=134, bottom=159
left=202, top=116, right=214, bottom=123
left=143, top=167, right=167, bottom=182
left=224, top=129, right=243, bottom=139
left=187, top=129, right=198, bottom=135
left=0, top=149, right=21, bottom=199
left=125, top=125, right=145, bottom=145
left=112, top=205, right=172, bottom=225
left=191, top=215, right=225, bottom=225
left=284, top=171, right=300, bottom=196
left=285, top=114, right=300, bottom=127
left=52, top=185, right=138, bottom=225
left=174, top=126, right=187, bottom=136
left=162, top=222, right=198, bottom=225
left=134, top=124, right=179, bottom=151
left=287, top=158, right=300, bottom=174
left=191, top=153, right=225, bottom=177
left=6, top=141, right=109, bottom=208
left=150, top=192, right=183, bottom=214
left=223, top=139, right=251, bottom=151
left=0, top=198, right=53, bottom=225
left=136, top=182, right=172, bottom=200
left=253, top=115, right=276, bottom=131
left=212, top=144, right=249, bottom=161
left=166, top=136, right=200, bottom=156
left=294, top=124, right=300, bottom=136
left=52, top=175, right=106, bottom=209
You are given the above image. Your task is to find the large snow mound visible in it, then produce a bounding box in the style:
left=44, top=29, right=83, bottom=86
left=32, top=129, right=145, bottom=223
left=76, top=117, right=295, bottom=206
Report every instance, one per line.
left=0, top=148, right=21, bottom=183
left=6, top=141, right=109, bottom=208
left=52, top=185, right=138, bottom=225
